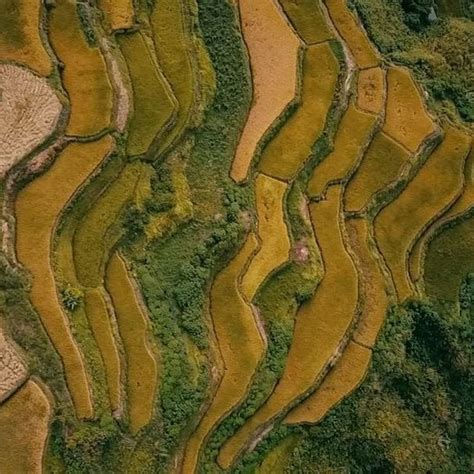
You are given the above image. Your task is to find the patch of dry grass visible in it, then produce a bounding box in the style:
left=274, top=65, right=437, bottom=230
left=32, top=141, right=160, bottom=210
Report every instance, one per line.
left=98, top=0, right=134, bottom=31
left=241, top=174, right=290, bottom=301
left=383, top=67, right=436, bottom=153
left=231, top=0, right=300, bottom=182
left=344, top=131, right=410, bottom=213
left=284, top=341, right=370, bottom=424
left=375, top=125, right=470, bottom=301
left=219, top=185, right=357, bottom=468
left=357, top=67, right=385, bottom=115
left=105, top=253, right=158, bottom=434
left=184, top=233, right=264, bottom=473
left=258, top=42, right=340, bottom=181
left=308, top=103, right=376, bottom=198
left=0, top=381, right=51, bottom=474
left=48, top=0, right=113, bottom=136
left=15, top=136, right=114, bottom=418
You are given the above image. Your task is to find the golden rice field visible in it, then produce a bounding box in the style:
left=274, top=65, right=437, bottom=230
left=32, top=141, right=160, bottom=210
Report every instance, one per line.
left=218, top=185, right=358, bottom=468
left=383, top=67, right=437, bottom=153
left=183, top=233, right=265, bottom=473
left=278, top=0, right=334, bottom=45
left=0, top=381, right=51, bottom=474
left=3, top=0, right=472, bottom=471
left=15, top=136, right=114, bottom=418
left=357, top=67, right=385, bottom=115
left=231, top=0, right=300, bottom=183
left=323, top=0, right=379, bottom=69
left=258, top=42, right=340, bottom=181
left=241, top=174, right=290, bottom=302
left=105, top=253, right=158, bottom=434
left=150, top=0, right=197, bottom=156
left=409, top=145, right=474, bottom=284
left=48, top=0, right=113, bottom=136
left=98, top=0, right=135, bottom=31
left=375, top=126, right=471, bottom=301
left=284, top=341, right=371, bottom=424
left=0, top=0, right=52, bottom=76
left=117, top=31, right=177, bottom=157
left=344, top=131, right=411, bottom=213
left=307, top=102, right=377, bottom=198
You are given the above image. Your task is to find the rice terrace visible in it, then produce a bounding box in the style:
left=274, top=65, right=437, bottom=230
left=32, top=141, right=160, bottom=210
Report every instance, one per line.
left=0, top=0, right=472, bottom=472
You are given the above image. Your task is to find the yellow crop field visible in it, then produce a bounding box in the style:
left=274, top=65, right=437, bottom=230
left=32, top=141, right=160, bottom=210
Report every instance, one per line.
left=73, top=161, right=151, bottom=288
left=375, top=126, right=470, bottom=302
left=0, top=0, right=52, bottom=76
left=258, top=42, right=340, bottom=181
left=409, top=144, right=474, bottom=284
left=278, top=0, right=334, bottom=44
left=357, top=67, right=385, bottom=115
left=383, top=67, right=436, bottom=153
left=150, top=0, right=196, bottom=156
left=118, top=31, right=177, bottom=157
left=346, top=218, right=389, bottom=348
left=218, top=185, right=358, bottom=468
left=15, top=136, right=113, bottom=418
left=256, top=435, right=300, bottom=474
left=231, top=0, right=300, bottom=183
left=98, top=0, right=134, bottom=31
left=284, top=341, right=371, bottom=424
left=323, top=0, right=378, bottom=69
left=184, top=233, right=265, bottom=473
left=48, top=0, right=113, bottom=136
left=83, top=289, right=122, bottom=413
left=0, top=381, right=51, bottom=473
left=105, top=253, right=158, bottom=434
left=308, top=103, right=376, bottom=198
left=344, top=132, right=410, bottom=213
left=241, top=174, right=290, bottom=301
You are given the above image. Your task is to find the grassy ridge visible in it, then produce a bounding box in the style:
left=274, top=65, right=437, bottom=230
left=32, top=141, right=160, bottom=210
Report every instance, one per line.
left=48, top=0, right=113, bottom=136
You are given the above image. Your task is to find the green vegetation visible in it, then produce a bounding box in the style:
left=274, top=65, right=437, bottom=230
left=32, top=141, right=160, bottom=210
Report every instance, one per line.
left=351, top=0, right=474, bottom=121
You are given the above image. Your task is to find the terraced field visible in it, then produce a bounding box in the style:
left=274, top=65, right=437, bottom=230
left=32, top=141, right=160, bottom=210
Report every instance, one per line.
left=1, top=0, right=472, bottom=472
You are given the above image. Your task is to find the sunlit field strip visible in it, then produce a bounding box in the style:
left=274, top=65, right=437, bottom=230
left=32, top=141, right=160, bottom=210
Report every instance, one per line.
left=323, top=0, right=378, bottom=69
left=375, top=126, right=470, bottom=302
left=383, top=67, right=436, bottom=153
left=0, top=0, right=52, bottom=76
left=117, top=31, right=177, bottom=157
left=183, top=233, right=265, bottom=473
left=218, top=185, right=358, bottom=468
left=105, top=252, right=158, bottom=434
left=357, top=67, right=385, bottom=115
left=150, top=0, right=197, bottom=156
left=258, top=42, right=339, bottom=181
left=284, top=341, right=371, bottom=424
left=98, top=0, right=135, bottom=31
left=230, top=0, right=300, bottom=182
left=15, top=136, right=113, bottom=418
left=278, top=0, right=334, bottom=44
left=409, top=145, right=474, bottom=284
left=344, top=131, right=410, bottom=213
left=0, top=381, right=51, bottom=473
left=307, top=102, right=377, bottom=198
left=241, top=174, right=290, bottom=301
left=48, top=0, right=113, bottom=136
left=83, top=288, right=122, bottom=413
